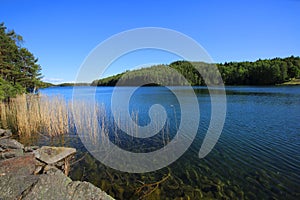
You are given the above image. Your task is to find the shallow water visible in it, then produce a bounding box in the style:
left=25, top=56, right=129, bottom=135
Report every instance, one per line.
left=29, top=86, right=300, bottom=199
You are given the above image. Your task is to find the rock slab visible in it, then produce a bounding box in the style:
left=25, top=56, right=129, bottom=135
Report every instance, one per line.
left=0, top=134, right=114, bottom=200
left=0, top=154, right=36, bottom=176
left=0, top=138, right=24, bottom=149
left=22, top=168, right=114, bottom=200
left=34, top=146, right=76, bottom=164
left=0, top=154, right=38, bottom=200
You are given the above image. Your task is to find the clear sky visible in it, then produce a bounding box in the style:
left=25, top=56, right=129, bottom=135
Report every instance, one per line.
left=1, top=0, right=299, bottom=83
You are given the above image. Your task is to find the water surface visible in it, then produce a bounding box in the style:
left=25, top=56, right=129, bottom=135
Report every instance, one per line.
left=34, top=86, right=300, bottom=199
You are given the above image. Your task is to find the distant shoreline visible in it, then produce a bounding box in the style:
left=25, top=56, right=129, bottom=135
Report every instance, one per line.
left=49, top=82, right=300, bottom=88
left=90, top=57, right=300, bottom=87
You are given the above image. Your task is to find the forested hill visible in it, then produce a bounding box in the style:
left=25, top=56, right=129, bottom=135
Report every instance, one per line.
left=0, top=23, right=45, bottom=100
left=91, top=56, right=300, bottom=86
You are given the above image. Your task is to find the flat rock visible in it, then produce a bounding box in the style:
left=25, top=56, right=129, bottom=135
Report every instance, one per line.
left=0, top=154, right=36, bottom=176
left=0, top=141, right=114, bottom=200
left=22, top=169, right=73, bottom=200
left=0, top=155, right=37, bottom=198
left=22, top=169, right=114, bottom=200
left=34, top=146, right=76, bottom=164
left=68, top=181, right=114, bottom=200
left=0, top=138, right=24, bottom=149
left=0, top=174, right=38, bottom=200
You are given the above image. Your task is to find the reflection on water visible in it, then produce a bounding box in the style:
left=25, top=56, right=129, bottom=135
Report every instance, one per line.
left=22, top=86, right=300, bottom=199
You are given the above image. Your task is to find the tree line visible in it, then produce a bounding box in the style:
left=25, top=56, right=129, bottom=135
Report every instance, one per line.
left=0, top=23, right=44, bottom=101
left=91, top=56, right=300, bottom=86
left=218, top=56, right=300, bottom=85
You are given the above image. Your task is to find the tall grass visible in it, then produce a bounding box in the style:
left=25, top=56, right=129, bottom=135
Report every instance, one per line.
left=0, top=94, right=172, bottom=148
left=0, top=95, right=121, bottom=143
left=0, top=94, right=70, bottom=137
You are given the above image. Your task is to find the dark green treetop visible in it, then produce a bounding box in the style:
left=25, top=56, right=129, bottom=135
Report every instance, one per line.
left=0, top=22, right=43, bottom=100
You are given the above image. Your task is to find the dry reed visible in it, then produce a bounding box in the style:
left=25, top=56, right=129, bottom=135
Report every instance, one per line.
left=0, top=94, right=112, bottom=143
left=0, top=94, right=172, bottom=148
left=0, top=94, right=70, bottom=137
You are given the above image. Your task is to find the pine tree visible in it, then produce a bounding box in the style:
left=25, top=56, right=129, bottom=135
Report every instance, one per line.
left=0, top=22, right=43, bottom=100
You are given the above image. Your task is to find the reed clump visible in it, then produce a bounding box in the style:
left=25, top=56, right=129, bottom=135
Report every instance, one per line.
left=0, top=94, right=172, bottom=147
left=0, top=94, right=70, bottom=137
left=0, top=94, right=111, bottom=142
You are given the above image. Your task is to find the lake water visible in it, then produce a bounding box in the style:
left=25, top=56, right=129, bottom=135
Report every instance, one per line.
left=36, top=86, right=300, bottom=199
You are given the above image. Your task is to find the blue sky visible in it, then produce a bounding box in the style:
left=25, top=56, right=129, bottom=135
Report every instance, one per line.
left=1, top=0, right=299, bottom=83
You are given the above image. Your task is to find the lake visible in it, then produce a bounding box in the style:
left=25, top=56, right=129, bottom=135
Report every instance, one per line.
left=35, top=86, right=300, bottom=199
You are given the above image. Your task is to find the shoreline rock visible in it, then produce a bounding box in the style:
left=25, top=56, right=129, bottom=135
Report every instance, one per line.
left=0, top=128, right=114, bottom=200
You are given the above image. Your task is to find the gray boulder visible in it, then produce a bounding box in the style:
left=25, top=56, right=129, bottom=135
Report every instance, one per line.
left=0, top=148, right=24, bottom=160
left=0, top=174, right=38, bottom=200
left=68, top=181, right=114, bottom=200
left=22, top=169, right=114, bottom=200
left=0, top=154, right=36, bottom=176
left=0, top=154, right=38, bottom=199
left=0, top=138, right=24, bottom=149
left=0, top=129, right=12, bottom=137
left=22, top=169, right=73, bottom=200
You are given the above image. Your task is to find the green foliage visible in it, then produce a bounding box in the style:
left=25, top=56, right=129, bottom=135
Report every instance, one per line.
left=91, top=64, right=194, bottom=86
left=40, top=81, right=54, bottom=88
left=218, top=56, right=300, bottom=85
left=91, top=73, right=126, bottom=86
left=92, top=56, right=300, bottom=86
left=170, top=61, right=202, bottom=85
left=0, top=22, right=43, bottom=100
left=57, top=82, right=90, bottom=87
left=0, top=77, right=25, bottom=101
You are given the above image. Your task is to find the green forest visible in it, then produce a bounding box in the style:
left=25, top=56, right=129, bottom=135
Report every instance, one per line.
left=0, top=23, right=45, bottom=101
left=92, top=56, right=300, bottom=86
